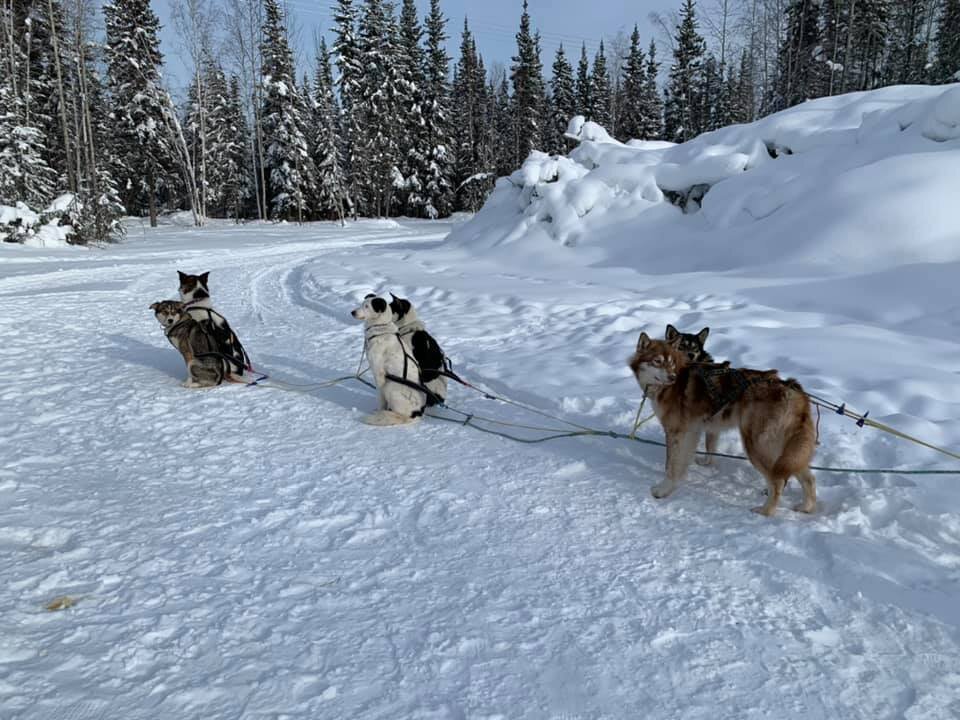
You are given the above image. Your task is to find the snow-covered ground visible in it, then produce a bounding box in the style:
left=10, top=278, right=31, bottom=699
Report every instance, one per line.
left=3, top=85, right=960, bottom=719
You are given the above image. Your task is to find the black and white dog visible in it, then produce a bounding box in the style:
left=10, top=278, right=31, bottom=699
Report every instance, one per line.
left=664, top=323, right=718, bottom=465
left=388, top=293, right=448, bottom=407
left=352, top=295, right=426, bottom=426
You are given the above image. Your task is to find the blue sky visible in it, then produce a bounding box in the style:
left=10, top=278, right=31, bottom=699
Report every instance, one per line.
left=154, top=0, right=669, bottom=94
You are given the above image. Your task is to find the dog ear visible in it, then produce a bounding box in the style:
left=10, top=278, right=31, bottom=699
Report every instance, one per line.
left=365, top=292, right=376, bottom=299
left=371, top=297, right=388, bottom=313
left=199, top=271, right=210, bottom=287
left=665, top=324, right=679, bottom=342
left=637, top=331, right=651, bottom=350
left=149, top=302, right=159, bottom=310
left=697, top=327, right=709, bottom=344
left=177, top=271, right=188, bottom=284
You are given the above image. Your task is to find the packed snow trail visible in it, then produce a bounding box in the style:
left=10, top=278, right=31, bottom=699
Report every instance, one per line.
left=1, top=218, right=959, bottom=719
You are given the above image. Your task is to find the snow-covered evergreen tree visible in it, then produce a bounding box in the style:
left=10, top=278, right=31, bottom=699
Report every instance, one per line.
left=589, top=40, right=612, bottom=128
left=103, top=0, right=175, bottom=225
left=356, top=0, right=404, bottom=217
left=640, top=40, right=663, bottom=140
left=396, top=0, right=427, bottom=216
left=664, top=0, right=706, bottom=143
left=774, top=0, right=825, bottom=110
left=451, top=18, right=492, bottom=211
left=730, top=48, right=755, bottom=124
left=885, top=0, right=932, bottom=84
left=260, top=0, right=316, bottom=221
left=333, top=0, right=364, bottom=217
left=74, top=37, right=126, bottom=242
left=933, top=0, right=960, bottom=83
left=548, top=44, right=576, bottom=152
left=618, top=26, right=646, bottom=141
left=700, top=53, right=722, bottom=130
left=312, top=37, right=347, bottom=221
left=0, top=79, right=57, bottom=207
left=221, top=75, right=252, bottom=221
left=821, top=0, right=852, bottom=95
left=576, top=43, right=592, bottom=118
left=491, top=73, right=514, bottom=177
left=420, top=0, right=454, bottom=218
left=509, top=0, right=547, bottom=166
left=848, top=0, right=890, bottom=92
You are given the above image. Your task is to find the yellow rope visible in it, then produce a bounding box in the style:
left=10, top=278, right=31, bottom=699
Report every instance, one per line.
left=629, top=389, right=657, bottom=438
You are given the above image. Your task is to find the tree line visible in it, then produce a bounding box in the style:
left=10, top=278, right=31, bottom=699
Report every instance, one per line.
left=1, top=0, right=958, bottom=242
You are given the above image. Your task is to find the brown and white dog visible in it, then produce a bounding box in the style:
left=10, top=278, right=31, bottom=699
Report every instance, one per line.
left=628, top=332, right=817, bottom=516
left=176, top=270, right=251, bottom=379
left=150, top=300, right=228, bottom=387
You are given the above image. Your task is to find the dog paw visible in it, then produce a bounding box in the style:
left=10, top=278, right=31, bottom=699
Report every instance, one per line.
left=751, top=505, right=776, bottom=517
left=695, top=455, right=713, bottom=466
left=651, top=482, right=674, bottom=499
left=793, top=501, right=815, bottom=514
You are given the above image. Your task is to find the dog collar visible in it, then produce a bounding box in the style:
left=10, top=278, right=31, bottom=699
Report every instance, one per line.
left=365, top=323, right=398, bottom=341
left=182, top=298, right=212, bottom=310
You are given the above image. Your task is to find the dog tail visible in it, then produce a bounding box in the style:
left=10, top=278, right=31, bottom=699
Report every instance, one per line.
left=771, top=400, right=817, bottom=479
left=363, top=410, right=420, bottom=427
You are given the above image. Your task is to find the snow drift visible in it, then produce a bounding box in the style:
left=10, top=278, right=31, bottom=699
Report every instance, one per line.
left=449, top=84, right=960, bottom=274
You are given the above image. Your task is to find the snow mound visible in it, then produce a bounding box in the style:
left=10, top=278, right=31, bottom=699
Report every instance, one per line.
left=449, top=84, right=960, bottom=274
left=0, top=195, right=75, bottom=247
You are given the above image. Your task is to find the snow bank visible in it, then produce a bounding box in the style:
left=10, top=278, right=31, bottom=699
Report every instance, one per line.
left=0, top=194, right=76, bottom=247
left=449, top=84, right=960, bottom=274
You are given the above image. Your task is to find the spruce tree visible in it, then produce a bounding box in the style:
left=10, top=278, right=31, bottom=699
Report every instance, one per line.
left=0, top=79, right=57, bottom=208
left=260, top=0, right=316, bottom=221
left=934, top=0, right=960, bottom=83
left=421, top=0, right=454, bottom=218
left=885, top=1, right=931, bottom=84
left=451, top=19, right=493, bottom=210
left=204, top=62, right=231, bottom=217
left=821, top=0, right=851, bottom=95
left=589, top=40, right=612, bottom=128
left=618, top=26, right=647, bottom=141
left=639, top=40, right=663, bottom=140
left=664, top=0, right=706, bottom=143
left=576, top=43, right=592, bottom=118
left=312, top=38, right=347, bottom=222
left=397, top=0, right=427, bottom=216
left=333, top=0, right=364, bottom=216
left=357, top=0, right=404, bottom=217
left=848, top=0, right=890, bottom=91
left=549, top=44, right=576, bottom=152
left=78, top=41, right=126, bottom=241
left=222, top=75, right=252, bottom=221
left=775, top=0, right=825, bottom=110
left=491, top=74, right=514, bottom=177
left=509, top=0, right=547, bottom=166
left=731, top=49, right=755, bottom=123
left=103, top=0, right=175, bottom=225
left=700, top=53, right=722, bottom=130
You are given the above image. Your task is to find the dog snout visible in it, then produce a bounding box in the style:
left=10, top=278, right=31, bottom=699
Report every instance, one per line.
left=351, top=309, right=360, bottom=318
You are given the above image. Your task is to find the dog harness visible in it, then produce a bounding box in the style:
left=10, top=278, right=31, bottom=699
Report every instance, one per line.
left=173, top=306, right=252, bottom=375
left=691, top=363, right=787, bottom=416
left=364, top=324, right=438, bottom=409
left=691, top=362, right=752, bottom=416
